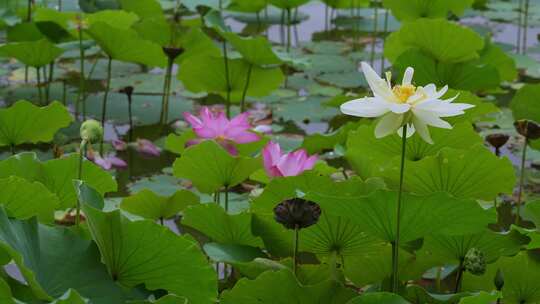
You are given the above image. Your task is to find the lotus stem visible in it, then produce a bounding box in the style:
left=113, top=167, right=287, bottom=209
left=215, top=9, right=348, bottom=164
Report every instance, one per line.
left=10, top=144, right=15, bottom=156
left=370, top=2, right=378, bottom=67
left=27, top=0, right=32, bottom=21
left=224, top=186, right=229, bottom=213
left=160, top=56, right=174, bottom=124
left=240, top=64, right=253, bottom=112
left=222, top=41, right=232, bottom=119
left=325, top=5, right=329, bottom=31
left=380, top=9, right=389, bottom=75
left=62, top=79, right=66, bottom=105
left=264, top=4, right=269, bottom=38
left=517, top=0, right=523, bottom=54
left=76, top=26, right=86, bottom=120
left=435, top=266, right=442, bottom=292
left=523, top=0, right=530, bottom=54
left=99, top=56, right=112, bottom=155
left=46, top=61, right=54, bottom=104
left=516, top=136, right=528, bottom=225
left=127, top=91, right=134, bottom=143
left=256, top=11, right=262, bottom=33
left=280, top=9, right=285, bottom=45
left=76, top=140, right=87, bottom=227
left=391, top=124, right=407, bottom=293
left=159, top=217, right=164, bottom=226
left=58, top=0, right=62, bottom=11
left=286, top=8, right=292, bottom=52
left=293, top=224, right=299, bottom=275
left=454, top=259, right=464, bottom=293
left=36, top=67, right=44, bottom=105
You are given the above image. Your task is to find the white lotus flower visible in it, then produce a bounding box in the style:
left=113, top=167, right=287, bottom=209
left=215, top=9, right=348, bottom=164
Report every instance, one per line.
left=341, top=62, right=474, bottom=144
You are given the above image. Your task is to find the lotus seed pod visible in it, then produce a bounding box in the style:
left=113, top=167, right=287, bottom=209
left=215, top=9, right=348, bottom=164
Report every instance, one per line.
left=80, top=119, right=103, bottom=143
left=494, top=268, right=504, bottom=291
left=464, top=248, right=487, bottom=276
left=514, top=120, right=540, bottom=140
left=273, top=198, right=321, bottom=230
left=486, top=134, right=510, bottom=149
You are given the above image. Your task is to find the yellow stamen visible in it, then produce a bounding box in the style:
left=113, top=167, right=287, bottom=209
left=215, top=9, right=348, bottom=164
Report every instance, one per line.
left=392, top=85, right=416, bottom=103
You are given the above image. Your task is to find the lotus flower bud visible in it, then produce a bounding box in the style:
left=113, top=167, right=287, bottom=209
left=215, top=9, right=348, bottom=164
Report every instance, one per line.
left=464, top=248, right=486, bottom=276
left=80, top=120, right=103, bottom=143
left=494, top=268, right=504, bottom=291
left=273, top=198, right=321, bottom=230
left=514, top=120, right=540, bottom=140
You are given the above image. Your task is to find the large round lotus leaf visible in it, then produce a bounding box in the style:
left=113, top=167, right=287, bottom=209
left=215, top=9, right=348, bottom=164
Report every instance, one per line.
left=382, top=0, right=473, bottom=21
left=183, top=203, right=264, bottom=246
left=0, top=176, right=59, bottom=223
left=307, top=189, right=493, bottom=243
left=118, top=0, right=164, bottom=19
left=320, top=0, right=369, bottom=9
left=81, top=193, right=217, bottom=304
left=0, top=208, right=137, bottom=303
left=220, top=269, right=356, bottom=304
left=221, top=32, right=282, bottom=66
left=173, top=140, right=261, bottom=194
left=346, top=292, right=409, bottom=303
left=510, top=84, right=540, bottom=123
left=346, top=122, right=482, bottom=179
left=86, top=22, right=166, bottom=67
left=228, top=0, right=267, bottom=13
left=0, top=39, right=64, bottom=67
left=463, top=252, right=540, bottom=304
left=178, top=55, right=284, bottom=102
left=182, top=0, right=231, bottom=11
left=120, top=189, right=200, bottom=221
left=380, top=145, right=516, bottom=201
left=0, top=100, right=72, bottom=147
left=384, top=19, right=484, bottom=63
left=0, top=152, right=117, bottom=209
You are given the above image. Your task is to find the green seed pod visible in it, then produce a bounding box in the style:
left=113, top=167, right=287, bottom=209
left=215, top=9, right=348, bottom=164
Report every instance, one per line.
left=464, top=248, right=487, bottom=276
left=80, top=120, right=103, bottom=143
left=494, top=268, right=504, bottom=291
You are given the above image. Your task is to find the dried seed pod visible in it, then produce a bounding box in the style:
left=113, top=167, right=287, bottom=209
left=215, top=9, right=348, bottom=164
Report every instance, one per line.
left=464, top=248, right=486, bottom=276
left=514, top=120, right=540, bottom=140
left=486, top=133, right=510, bottom=149
left=162, top=47, right=184, bottom=60
left=273, top=198, right=321, bottom=230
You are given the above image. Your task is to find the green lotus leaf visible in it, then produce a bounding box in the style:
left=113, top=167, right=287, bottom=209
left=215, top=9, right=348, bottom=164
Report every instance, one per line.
left=79, top=0, right=120, bottom=12
left=178, top=55, right=284, bottom=102
left=384, top=19, right=484, bottom=63
left=346, top=122, right=482, bottom=179
left=81, top=193, right=217, bottom=304
left=444, top=90, right=499, bottom=123
left=0, top=152, right=117, bottom=209
left=0, top=100, right=72, bottom=147
left=0, top=176, right=59, bottom=223
left=0, top=208, right=134, bottom=303
left=0, top=39, right=63, bottom=67
left=85, top=9, right=140, bottom=29
left=458, top=292, right=501, bottom=304
left=182, top=203, right=264, bottom=247
left=404, top=285, right=477, bottom=304
left=463, top=251, right=540, bottom=304
left=203, top=242, right=266, bottom=263
left=307, top=190, right=493, bottom=243
left=382, top=0, right=473, bottom=21
left=380, top=145, right=515, bottom=200
left=346, top=292, right=409, bottom=303
left=182, top=0, right=231, bottom=11
left=221, top=32, right=282, bottom=66
left=120, top=189, right=200, bottom=221
left=118, top=0, right=164, bottom=20
left=172, top=140, right=261, bottom=194
left=524, top=200, right=540, bottom=228
left=510, top=84, right=540, bottom=123
left=86, top=22, right=166, bottom=67
left=320, top=0, right=369, bottom=9
left=6, top=22, right=44, bottom=42
left=478, top=40, right=517, bottom=83
left=220, top=269, right=356, bottom=304
left=50, top=289, right=89, bottom=304
left=392, top=49, right=501, bottom=91
left=268, top=0, right=311, bottom=9
left=418, top=229, right=527, bottom=266
left=228, top=0, right=267, bottom=13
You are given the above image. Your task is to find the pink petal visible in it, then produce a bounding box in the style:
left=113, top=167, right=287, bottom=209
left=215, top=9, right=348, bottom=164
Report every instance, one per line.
left=112, top=139, right=127, bottom=151
left=219, top=141, right=238, bottom=156
left=276, top=154, right=303, bottom=177
left=262, top=142, right=282, bottom=177
left=93, top=156, right=112, bottom=170
left=302, top=155, right=318, bottom=171
left=183, top=112, right=203, bottom=129
left=107, top=155, right=127, bottom=169
left=137, top=139, right=161, bottom=157
left=229, top=112, right=252, bottom=129
left=229, top=131, right=260, bottom=144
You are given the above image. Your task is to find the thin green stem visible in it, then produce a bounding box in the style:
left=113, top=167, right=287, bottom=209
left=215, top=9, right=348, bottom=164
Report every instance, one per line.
left=391, top=124, right=407, bottom=293
left=435, top=266, right=442, bottom=293
left=516, top=137, right=528, bottom=225
left=58, top=0, right=62, bottom=11
left=160, top=56, right=174, bottom=124
left=76, top=141, right=86, bottom=227
left=27, top=0, right=32, bottom=21
left=517, top=0, right=523, bottom=54
left=523, top=0, right=530, bottom=54
left=10, top=144, right=15, bottom=156
left=222, top=41, right=231, bottom=119
left=370, top=3, right=378, bottom=66
left=454, top=259, right=464, bottom=293
left=293, top=225, right=299, bottom=275
left=77, top=27, right=86, bottom=120
left=286, top=8, right=292, bottom=52
left=36, top=67, right=43, bottom=105
left=240, top=64, right=253, bottom=112
left=127, top=90, right=133, bottom=142
left=46, top=61, right=54, bottom=104
left=99, top=56, right=112, bottom=155
left=224, top=186, right=229, bottom=213
left=159, top=217, right=164, bottom=226
left=380, top=9, right=389, bottom=75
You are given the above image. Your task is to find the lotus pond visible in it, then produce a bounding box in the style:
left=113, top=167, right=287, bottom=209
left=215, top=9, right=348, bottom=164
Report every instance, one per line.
left=2, top=0, right=540, bottom=303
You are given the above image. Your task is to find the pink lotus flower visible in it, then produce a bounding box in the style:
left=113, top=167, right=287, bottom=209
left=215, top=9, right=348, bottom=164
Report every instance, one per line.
left=136, top=139, right=161, bottom=157
left=87, top=151, right=127, bottom=170
left=183, top=107, right=259, bottom=155
left=262, top=141, right=318, bottom=177
left=112, top=139, right=127, bottom=151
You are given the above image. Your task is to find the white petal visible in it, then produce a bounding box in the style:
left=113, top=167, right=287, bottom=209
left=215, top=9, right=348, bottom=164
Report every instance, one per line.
left=413, top=109, right=452, bottom=129
left=412, top=117, right=433, bottom=144
left=340, top=98, right=389, bottom=118
left=388, top=102, right=411, bottom=114
left=402, top=67, right=414, bottom=86
left=361, top=62, right=396, bottom=101
left=374, top=112, right=404, bottom=138
left=416, top=100, right=475, bottom=117
left=397, top=123, right=416, bottom=138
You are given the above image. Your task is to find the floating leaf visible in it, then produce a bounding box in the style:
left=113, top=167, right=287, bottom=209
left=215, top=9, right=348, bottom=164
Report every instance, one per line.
left=0, top=100, right=72, bottom=147
left=173, top=140, right=261, bottom=194
left=120, top=189, right=199, bottom=221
